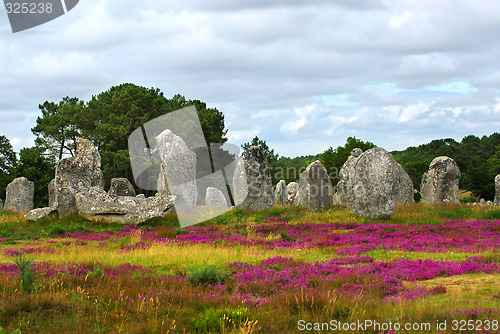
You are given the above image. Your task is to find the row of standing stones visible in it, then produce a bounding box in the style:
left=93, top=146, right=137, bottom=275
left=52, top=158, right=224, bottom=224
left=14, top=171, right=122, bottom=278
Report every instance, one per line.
left=1, top=134, right=499, bottom=222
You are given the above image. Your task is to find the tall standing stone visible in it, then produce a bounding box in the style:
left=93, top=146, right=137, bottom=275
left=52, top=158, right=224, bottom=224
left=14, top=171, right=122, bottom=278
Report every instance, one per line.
left=232, top=146, right=274, bottom=211
left=396, top=164, right=415, bottom=204
left=55, top=138, right=102, bottom=217
left=286, top=182, right=298, bottom=205
left=274, top=180, right=287, bottom=206
left=420, top=156, right=460, bottom=205
left=494, top=174, right=500, bottom=206
left=108, top=178, right=136, bottom=197
left=4, top=177, right=34, bottom=212
left=156, top=129, right=197, bottom=211
left=297, top=160, right=333, bottom=210
left=338, top=147, right=400, bottom=218
left=0, top=199, right=3, bottom=210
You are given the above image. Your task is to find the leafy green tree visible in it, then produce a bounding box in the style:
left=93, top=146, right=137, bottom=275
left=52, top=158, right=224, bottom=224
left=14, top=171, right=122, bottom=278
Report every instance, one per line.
left=12, top=146, right=55, bottom=207
left=0, top=135, right=17, bottom=201
left=241, top=136, right=280, bottom=184
left=85, top=84, right=228, bottom=189
left=320, top=137, right=376, bottom=186
left=32, top=97, right=85, bottom=160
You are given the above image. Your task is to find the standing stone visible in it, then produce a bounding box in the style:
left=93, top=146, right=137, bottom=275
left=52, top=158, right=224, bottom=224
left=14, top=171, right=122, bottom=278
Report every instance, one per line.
left=495, top=175, right=500, bottom=206
left=339, top=147, right=400, bottom=218
left=480, top=198, right=486, bottom=206
left=48, top=179, right=57, bottom=208
left=232, top=146, right=274, bottom=211
left=108, top=178, right=136, bottom=197
left=286, top=182, right=298, bottom=205
left=55, top=138, right=102, bottom=217
left=0, top=199, right=3, bottom=211
left=274, top=180, right=287, bottom=206
left=420, top=156, right=460, bottom=205
left=156, top=129, right=197, bottom=211
left=4, top=177, right=34, bottom=212
left=297, top=160, right=333, bottom=210
left=205, top=187, right=227, bottom=207
left=396, top=164, right=415, bottom=204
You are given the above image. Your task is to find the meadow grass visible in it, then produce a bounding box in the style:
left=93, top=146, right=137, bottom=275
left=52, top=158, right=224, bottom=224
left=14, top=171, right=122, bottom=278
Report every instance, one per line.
left=0, top=203, right=498, bottom=333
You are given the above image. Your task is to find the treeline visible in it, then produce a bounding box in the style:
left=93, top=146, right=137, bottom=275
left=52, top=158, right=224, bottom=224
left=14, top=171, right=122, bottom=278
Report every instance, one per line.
left=245, top=134, right=500, bottom=201
left=392, top=134, right=500, bottom=200
left=0, top=83, right=228, bottom=206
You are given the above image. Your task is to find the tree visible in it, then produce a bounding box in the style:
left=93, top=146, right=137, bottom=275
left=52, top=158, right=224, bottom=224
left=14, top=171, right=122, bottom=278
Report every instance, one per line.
left=320, top=137, right=376, bottom=186
left=241, top=136, right=280, bottom=184
left=85, top=84, right=228, bottom=189
left=0, top=135, right=17, bottom=201
left=12, top=147, right=55, bottom=207
left=32, top=97, right=85, bottom=160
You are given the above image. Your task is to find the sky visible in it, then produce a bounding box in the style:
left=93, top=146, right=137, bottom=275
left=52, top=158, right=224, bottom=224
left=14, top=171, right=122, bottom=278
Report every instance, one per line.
left=1, top=0, right=500, bottom=158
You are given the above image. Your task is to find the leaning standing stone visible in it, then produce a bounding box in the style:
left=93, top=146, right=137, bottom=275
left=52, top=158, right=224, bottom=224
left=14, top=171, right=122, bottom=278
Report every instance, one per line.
left=297, top=160, right=333, bottom=210
left=4, top=177, right=34, bottom=212
left=420, top=156, right=460, bottom=205
left=274, top=180, right=287, bottom=206
left=232, top=146, right=274, bottom=211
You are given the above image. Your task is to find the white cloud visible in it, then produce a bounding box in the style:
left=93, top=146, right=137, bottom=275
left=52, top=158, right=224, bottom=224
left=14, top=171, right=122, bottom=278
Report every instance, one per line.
left=398, top=102, right=430, bottom=123
left=279, top=105, right=315, bottom=135
left=1, top=0, right=500, bottom=157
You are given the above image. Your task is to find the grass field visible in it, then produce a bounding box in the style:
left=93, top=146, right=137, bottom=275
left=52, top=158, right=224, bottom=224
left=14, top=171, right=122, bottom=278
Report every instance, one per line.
left=0, top=204, right=499, bottom=333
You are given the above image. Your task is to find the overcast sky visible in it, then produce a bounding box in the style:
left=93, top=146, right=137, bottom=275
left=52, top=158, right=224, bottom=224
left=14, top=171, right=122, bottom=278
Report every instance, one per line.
left=1, top=0, right=500, bottom=157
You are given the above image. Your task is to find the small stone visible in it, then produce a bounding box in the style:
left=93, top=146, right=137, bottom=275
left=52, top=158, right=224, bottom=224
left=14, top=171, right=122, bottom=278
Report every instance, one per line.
left=4, top=177, right=34, bottom=212
left=274, top=180, right=287, bottom=206
left=108, top=178, right=136, bottom=197
left=420, top=156, right=461, bottom=205
left=286, top=182, right=298, bottom=205
left=205, top=187, right=228, bottom=207
left=25, top=207, right=58, bottom=221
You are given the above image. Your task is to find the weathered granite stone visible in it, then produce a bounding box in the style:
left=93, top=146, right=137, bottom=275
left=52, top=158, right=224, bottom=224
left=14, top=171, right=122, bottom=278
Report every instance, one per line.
left=75, top=186, right=175, bottom=224
left=336, top=148, right=364, bottom=206
left=0, top=199, right=3, bottom=211
left=274, top=180, right=287, bottom=206
left=494, top=174, right=500, bottom=206
left=297, top=160, right=333, bottom=210
left=205, top=187, right=227, bottom=207
left=339, top=147, right=400, bottom=218
left=4, top=177, right=34, bottom=212
left=25, top=207, right=58, bottom=221
left=397, top=164, right=415, bottom=204
left=232, top=146, right=274, bottom=211
left=108, top=178, right=136, bottom=197
left=156, top=129, right=197, bottom=211
left=286, top=182, right=298, bottom=205
left=420, top=156, right=460, bottom=205
left=55, top=138, right=102, bottom=217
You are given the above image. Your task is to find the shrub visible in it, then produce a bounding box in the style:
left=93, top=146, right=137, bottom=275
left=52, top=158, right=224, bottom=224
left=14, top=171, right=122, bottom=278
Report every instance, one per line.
left=188, top=264, right=229, bottom=286
left=14, top=254, right=42, bottom=293
left=192, top=307, right=250, bottom=333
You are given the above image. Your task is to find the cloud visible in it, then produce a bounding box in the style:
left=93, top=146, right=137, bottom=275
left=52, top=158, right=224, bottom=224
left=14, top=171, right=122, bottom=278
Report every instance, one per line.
left=280, top=105, right=314, bottom=135
left=0, top=0, right=500, bottom=158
